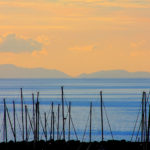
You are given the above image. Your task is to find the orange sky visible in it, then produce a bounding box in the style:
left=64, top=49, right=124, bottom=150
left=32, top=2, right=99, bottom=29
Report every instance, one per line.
left=0, top=0, right=150, bottom=77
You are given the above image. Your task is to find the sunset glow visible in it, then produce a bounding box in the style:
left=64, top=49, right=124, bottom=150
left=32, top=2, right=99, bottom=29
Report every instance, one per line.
left=0, top=0, right=150, bottom=77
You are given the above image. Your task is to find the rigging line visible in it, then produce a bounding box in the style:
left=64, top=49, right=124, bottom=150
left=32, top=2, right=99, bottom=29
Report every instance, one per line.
left=0, top=118, right=4, bottom=143
left=40, top=114, right=48, bottom=140
left=0, top=105, right=4, bottom=142
left=27, top=109, right=34, bottom=133
left=39, top=111, right=45, bottom=140
left=26, top=108, right=33, bottom=139
left=49, top=103, right=55, bottom=140
left=39, top=114, right=45, bottom=141
left=92, top=106, right=101, bottom=137
left=46, top=103, right=52, bottom=122
left=82, top=111, right=90, bottom=142
left=41, top=112, right=50, bottom=141
left=26, top=121, right=32, bottom=141
left=130, top=98, right=142, bottom=141
left=131, top=107, right=142, bottom=141
left=6, top=106, right=15, bottom=138
left=135, top=120, right=142, bottom=142
left=70, top=111, right=79, bottom=140
left=44, top=113, right=50, bottom=140
left=64, top=97, right=78, bottom=140
left=47, top=102, right=55, bottom=137
left=39, top=112, right=47, bottom=140
left=146, top=91, right=150, bottom=105
left=16, top=111, right=22, bottom=136
left=0, top=118, right=4, bottom=136
left=40, top=130, right=44, bottom=140
left=59, top=109, right=69, bottom=140
left=27, top=125, right=31, bottom=141
left=26, top=109, right=34, bottom=140
left=49, top=111, right=55, bottom=140
left=102, top=101, right=114, bottom=140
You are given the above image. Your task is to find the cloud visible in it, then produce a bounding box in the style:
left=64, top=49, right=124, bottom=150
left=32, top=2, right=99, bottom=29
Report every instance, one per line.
left=130, top=40, right=146, bottom=48
left=1, top=0, right=149, bottom=10
left=69, top=45, right=96, bottom=52
left=36, top=35, right=50, bottom=45
left=130, top=40, right=150, bottom=51
left=130, top=50, right=150, bottom=57
left=0, top=33, right=42, bottom=53
left=32, top=49, right=48, bottom=57
left=58, top=0, right=150, bottom=8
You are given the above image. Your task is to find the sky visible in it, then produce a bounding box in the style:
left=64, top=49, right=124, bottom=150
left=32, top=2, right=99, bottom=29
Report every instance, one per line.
left=0, top=0, right=150, bottom=77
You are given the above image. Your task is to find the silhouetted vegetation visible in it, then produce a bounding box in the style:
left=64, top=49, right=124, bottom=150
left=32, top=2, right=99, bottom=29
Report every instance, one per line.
left=0, top=140, right=150, bottom=150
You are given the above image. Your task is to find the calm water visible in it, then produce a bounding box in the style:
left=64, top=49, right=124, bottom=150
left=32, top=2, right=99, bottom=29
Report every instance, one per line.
left=0, top=78, right=149, bottom=142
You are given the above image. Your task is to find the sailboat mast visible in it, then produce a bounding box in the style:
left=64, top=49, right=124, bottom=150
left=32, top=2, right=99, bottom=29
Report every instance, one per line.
left=21, top=88, right=24, bottom=141
left=90, top=102, right=92, bottom=142
left=13, top=101, right=16, bottom=142
left=57, top=104, right=60, bottom=140
left=100, top=91, right=104, bottom=141
left=3, top=99, right=7, bottom=143
left=68, top=102, right=71, bottom=141
left=61, top=86, right=65, bottom=140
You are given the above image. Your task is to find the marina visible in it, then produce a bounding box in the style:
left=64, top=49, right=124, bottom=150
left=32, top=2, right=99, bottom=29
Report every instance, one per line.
left=0, top=78, right=149, bottom=150
left=0, top=79, right=150, bottom=149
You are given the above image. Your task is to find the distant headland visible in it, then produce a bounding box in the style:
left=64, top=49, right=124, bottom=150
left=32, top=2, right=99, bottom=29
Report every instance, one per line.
left=0, top=64, right=150, bottom=78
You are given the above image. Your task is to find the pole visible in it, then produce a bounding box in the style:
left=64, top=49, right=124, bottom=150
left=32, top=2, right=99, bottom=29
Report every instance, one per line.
left=90, top=102, right=92, bottom=142
left=50, top=102, right=53, bottom=140
left=32, top=93, right=35, bottom=142
left=25, top=105, right=28, bottom=141
left=35, top=101, right=40, bottom=142
left=21, top=88, right=24, bottom=141
left=36, top=92, right=40, bottom=141
left=37, top=101, right=39, bottom=141
left=53, top=111, right=55, bottom=140
left=61, top=86, right=65, bottom=140
left=3, top=99, right=7, bottom=143
left=68, top=102, right=71, bottom=141
left=144, top=92, right=147, bottom=142
left=35, top=102, right=37, bottom=141
left=57, top=104, right=60, bottom=140
left=13, top=101, right=16, bottom=142
left=44, top=112, right=47, bottom=141
left=100, top=91, right=104, bottom=141
left=147, top=104, right=150, bottom=142
left=141, top=92, right=145, bottom=142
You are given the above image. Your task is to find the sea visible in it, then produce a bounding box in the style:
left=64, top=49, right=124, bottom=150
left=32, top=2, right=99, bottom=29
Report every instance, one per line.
left=0, top=78, right=149, bottom=142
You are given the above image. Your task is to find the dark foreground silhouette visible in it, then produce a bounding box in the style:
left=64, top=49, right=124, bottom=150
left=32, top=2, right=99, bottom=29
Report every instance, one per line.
left=0, top=140, right=150, bottom=150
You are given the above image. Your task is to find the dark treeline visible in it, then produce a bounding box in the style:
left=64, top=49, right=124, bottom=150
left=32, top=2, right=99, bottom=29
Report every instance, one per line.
left=0, top=140, right=150, bottom=150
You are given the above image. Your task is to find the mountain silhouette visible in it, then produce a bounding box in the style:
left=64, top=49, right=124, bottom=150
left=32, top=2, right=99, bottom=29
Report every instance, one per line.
left=78, top=70, right=150, bottom=78
left=0, top=64, right=70, bottom=78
